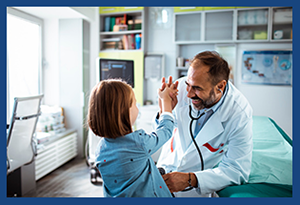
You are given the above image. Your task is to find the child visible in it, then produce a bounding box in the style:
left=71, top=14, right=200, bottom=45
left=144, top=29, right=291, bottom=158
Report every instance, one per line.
left=87, top=79, right=178, bottom=197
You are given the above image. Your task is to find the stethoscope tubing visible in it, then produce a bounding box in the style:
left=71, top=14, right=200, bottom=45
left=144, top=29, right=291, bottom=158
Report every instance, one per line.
left=180, top=105, right=205, bottom=193
left=189, top=104, right=205, bottom=171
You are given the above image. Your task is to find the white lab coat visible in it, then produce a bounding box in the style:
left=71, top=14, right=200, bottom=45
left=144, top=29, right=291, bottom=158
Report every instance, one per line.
left=156, top=77, right=253, bottom=197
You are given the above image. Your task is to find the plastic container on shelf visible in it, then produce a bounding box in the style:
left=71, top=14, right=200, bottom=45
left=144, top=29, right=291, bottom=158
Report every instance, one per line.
left=135, top=34, right=141, bottom=49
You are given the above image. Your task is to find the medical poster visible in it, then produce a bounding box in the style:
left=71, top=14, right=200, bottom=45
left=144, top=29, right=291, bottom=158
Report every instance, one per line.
left=242, top=50, right=292, bottom=85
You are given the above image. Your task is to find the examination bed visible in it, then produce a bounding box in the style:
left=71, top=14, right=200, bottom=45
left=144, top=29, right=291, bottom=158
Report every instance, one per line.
left=217, top=116, right=292, bottom=197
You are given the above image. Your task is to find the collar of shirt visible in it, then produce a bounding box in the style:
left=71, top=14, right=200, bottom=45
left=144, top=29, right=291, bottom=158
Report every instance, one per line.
left=191, top=84, right=229, bottom=137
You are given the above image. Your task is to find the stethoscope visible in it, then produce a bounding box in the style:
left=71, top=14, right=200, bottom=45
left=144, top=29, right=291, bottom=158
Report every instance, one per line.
left=188, top=104, right=206, bottom=171
left=182, top=88, right=223, bottom=192
left=181, top=105, right=205, bottom=192
left=188, top=88, right=223, bottom=171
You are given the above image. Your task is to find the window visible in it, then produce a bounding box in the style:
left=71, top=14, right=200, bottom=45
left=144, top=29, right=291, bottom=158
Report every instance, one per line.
left=7, top=8, right=43, bottom=122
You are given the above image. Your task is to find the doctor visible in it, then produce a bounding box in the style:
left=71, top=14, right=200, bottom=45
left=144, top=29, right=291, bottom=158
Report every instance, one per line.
left=155, top=51, right=253, bottom=197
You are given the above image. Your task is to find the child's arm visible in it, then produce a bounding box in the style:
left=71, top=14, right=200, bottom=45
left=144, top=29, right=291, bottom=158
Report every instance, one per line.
left=157, top=83, right=178, bottom=114
left=158, top=77, right=178, bottom=117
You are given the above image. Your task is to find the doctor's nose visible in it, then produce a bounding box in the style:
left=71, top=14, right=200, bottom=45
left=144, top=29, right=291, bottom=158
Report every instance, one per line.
left=186, top=86, right=195, bottom=98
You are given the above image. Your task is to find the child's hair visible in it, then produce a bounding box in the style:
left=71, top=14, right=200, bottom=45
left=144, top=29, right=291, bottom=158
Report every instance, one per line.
left=87, top=79, right=134, bottom=139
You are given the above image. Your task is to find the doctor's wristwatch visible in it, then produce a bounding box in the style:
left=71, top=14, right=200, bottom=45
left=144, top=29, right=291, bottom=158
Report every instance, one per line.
left=187, top=172, right=198, bottom=189
left=188, top=172, right=192, bottom=187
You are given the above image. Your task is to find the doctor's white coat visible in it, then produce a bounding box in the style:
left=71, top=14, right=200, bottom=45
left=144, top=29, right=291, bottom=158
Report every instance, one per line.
left=156, top=78, right=253, bottom=197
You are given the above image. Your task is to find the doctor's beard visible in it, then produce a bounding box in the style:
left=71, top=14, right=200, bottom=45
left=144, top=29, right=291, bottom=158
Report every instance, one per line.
left=191, top=88, right=218, bottom=111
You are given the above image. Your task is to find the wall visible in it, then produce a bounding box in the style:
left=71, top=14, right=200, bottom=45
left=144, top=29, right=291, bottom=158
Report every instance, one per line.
left=144, top=7, right=177, bottom=104
left=145, top=8, right=292, bottom=138
left=236, top=43, right=292, bottom=138
left=89, top=8, right=99, bottom=91
left=42, top=8, right=98, bottom=158
left=41, top=7, right=292, bottom=148
left=43, top=19, right=60, bottom=106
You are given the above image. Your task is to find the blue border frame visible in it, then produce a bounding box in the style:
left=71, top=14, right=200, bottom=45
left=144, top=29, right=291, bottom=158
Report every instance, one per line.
left=2, top=1, right=298, bottom=205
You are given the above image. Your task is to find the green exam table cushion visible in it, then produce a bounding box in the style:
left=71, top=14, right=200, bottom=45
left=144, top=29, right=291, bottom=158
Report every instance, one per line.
left=217, top=116, right=292, bottom=197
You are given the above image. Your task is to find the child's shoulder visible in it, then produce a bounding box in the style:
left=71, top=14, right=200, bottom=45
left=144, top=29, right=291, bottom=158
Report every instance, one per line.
left=128, top=129, right=148, bottom=137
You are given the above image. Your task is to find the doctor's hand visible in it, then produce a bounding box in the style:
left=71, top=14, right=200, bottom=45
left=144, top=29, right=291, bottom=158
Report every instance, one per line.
left=159, top=76, right=178, bottom=115
left=162, top=172, right=197, bottom=193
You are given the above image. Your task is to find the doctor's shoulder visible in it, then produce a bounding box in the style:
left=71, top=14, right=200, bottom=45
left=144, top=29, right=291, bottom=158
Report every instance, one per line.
left=228, top=83, right=253, bottom=118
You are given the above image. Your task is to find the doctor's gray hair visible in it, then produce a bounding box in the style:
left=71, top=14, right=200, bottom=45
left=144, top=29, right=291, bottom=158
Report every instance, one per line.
left=190, top=51, right=230, bottom=86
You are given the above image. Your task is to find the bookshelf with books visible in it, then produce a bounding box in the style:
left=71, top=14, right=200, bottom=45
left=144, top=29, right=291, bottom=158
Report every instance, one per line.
left=99, top=7, right=144, bottom=52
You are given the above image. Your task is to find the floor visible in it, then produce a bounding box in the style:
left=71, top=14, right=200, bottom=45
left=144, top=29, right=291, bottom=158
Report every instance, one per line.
left=23, top=158, right=104, bottom=197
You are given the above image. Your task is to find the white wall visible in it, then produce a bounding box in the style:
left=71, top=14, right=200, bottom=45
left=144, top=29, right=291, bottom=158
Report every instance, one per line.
left=43, top=7, right=99, bottom=106
left=59, top=19, right=85, bottom=157
left=144, top=8, right=292, bottom=138
left=144, top=7, right=177, bottom=104
left=40, top=7, right=292, bottom=142
left=41, top=8, right=98, bottom=158
left=89, top=8, right=99, bottom=90
left=235, top=43, right=292, bottom=138
left=43, top=19, right=60, bottom=106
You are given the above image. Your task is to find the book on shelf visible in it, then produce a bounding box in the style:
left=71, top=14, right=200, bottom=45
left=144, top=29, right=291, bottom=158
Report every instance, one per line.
left=104, top=17, right=110, bottom=32
left=113, top=24, right=128, bottom=32
left=102, top=34, right=141, bottom=50
left=121, top=34, right=141, bottom=50
left=103, top=40, right=123, bottom=50
left=127, top=17, right=142, bottom=30
left=124, top=14, right=127, bottom=25
left=127, top=34, right=135, bottom=49
left=110, top=17, right=116, bottom=31
left=108, top=14, right=128, bottom=32
left=103, top=13, right=141, bottom=32
left=122, top=35, right=129, bottom=50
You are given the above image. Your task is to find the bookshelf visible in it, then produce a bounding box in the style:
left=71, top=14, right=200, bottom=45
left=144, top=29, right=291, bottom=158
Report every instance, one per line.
left=99, top=7, right=144, bottom=52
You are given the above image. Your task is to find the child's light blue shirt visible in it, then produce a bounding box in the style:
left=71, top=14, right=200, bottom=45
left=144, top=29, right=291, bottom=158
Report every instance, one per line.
left=95, top=113, right=174, bottom=197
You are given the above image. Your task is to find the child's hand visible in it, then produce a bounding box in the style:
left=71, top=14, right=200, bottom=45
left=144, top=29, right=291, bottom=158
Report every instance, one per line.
left=157, top=83, right=178, bottom=113
left=157, top=83, right=178, bottom=101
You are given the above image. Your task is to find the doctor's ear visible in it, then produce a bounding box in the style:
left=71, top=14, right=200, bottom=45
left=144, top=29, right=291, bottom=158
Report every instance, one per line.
left=216, top=80, right=226, bottom=93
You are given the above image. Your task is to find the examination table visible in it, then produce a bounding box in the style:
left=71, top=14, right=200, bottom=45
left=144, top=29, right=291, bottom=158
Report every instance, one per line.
left=217, top=116, right=292, bottom=197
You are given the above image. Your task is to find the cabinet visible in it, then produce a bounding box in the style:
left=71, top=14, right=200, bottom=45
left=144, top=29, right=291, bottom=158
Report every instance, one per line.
left=271, top=7, right=292, bottom=41
left=99, top=7, right=145, bottom=106
left=173, top=7, right=293, bottom=78
left=237, top=7, right=269, bottom=41
left=174, top=7, right=293, bottom=44
left=175, top=12, right=202, bottom=42
left=35, top=130, right=77, bottom=180
left=174, top=8, right=235, bottom=44
left=99, top=7, right=144, bottom=51
left=205, top=10, right=234, bottom=41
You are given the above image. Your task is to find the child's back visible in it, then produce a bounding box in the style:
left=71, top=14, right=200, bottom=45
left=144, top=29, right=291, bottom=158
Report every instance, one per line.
left=88, top=79, right=177, bottom=197
left=96, top=115, right=173, bottom=197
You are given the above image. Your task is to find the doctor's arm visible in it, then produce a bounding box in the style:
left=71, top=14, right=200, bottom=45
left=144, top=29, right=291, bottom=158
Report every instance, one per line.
left=162, top=172, right=198, bottom=193
left=162, top=115, right=253, bottom=195
left=194, top=116, right=253, bottom=195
